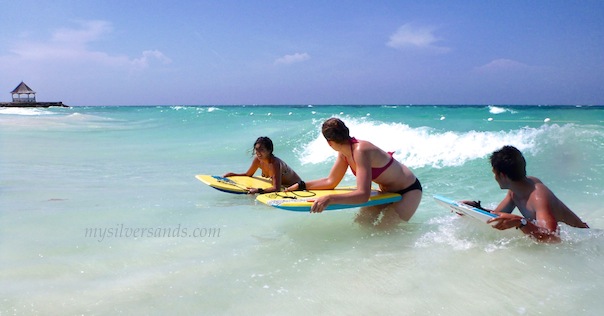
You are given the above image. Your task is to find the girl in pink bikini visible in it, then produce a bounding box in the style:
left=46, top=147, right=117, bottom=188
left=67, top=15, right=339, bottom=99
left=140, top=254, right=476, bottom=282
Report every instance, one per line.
left=287, top=118, right=422, bottom=229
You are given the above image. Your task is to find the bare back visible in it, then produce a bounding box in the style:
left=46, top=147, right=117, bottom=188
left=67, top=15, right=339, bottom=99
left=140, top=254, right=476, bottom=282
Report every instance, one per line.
left=512, top=177, right=588, bottom=228
left=349, top=140, right=417, bottom=192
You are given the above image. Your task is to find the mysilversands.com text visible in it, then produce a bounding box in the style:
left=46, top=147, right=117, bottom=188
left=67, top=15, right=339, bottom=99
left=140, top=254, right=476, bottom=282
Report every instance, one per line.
left=85, top=224, right=221, bottom=242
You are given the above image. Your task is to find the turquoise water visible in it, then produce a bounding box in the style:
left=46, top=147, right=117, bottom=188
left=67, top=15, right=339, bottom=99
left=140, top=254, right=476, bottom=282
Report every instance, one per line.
left=1, top=105, right=604, bottom=314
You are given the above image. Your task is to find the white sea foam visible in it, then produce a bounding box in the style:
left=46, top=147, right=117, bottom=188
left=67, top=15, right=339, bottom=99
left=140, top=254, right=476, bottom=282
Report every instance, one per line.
left=207, top=107, right=221, bottom=112
left=0, top=107, right=54, bottom=116
left=415, top=216, right=475, bottom=250
left=488, top=105, right=517, bottom=114
left=297, top=117, right=554, bottom=168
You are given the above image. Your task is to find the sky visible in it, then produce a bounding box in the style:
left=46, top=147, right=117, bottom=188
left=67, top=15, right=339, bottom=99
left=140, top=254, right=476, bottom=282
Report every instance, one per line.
left=0, top=0, right=603, bottom=106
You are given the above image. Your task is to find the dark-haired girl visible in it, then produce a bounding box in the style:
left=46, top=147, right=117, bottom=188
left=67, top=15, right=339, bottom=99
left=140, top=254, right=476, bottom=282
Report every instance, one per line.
left=224, top=137, right=302, bottom=194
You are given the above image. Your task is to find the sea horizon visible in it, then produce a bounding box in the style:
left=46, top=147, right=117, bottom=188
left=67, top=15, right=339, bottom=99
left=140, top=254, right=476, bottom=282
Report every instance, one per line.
left=5, top=103, right=604, bottom=110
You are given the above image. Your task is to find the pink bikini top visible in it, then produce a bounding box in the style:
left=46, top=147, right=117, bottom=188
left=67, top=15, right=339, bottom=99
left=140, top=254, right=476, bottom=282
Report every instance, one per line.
left=344, top=137, right=394, bottom=180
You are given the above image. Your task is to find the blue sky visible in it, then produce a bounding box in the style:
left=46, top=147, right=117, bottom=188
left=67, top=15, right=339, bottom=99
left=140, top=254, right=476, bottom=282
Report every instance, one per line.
left=1, top=1, right=602, bottom=106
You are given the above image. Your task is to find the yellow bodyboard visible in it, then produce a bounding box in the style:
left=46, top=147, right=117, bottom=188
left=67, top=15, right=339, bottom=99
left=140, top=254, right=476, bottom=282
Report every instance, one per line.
left=256, top=189, right=401, bottom=212
left=196, top=175, right=273, bottom=194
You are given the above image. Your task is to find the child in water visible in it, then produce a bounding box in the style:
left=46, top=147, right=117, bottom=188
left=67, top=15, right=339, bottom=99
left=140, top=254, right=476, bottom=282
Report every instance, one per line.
left=224, top=136, right=303, bottom=194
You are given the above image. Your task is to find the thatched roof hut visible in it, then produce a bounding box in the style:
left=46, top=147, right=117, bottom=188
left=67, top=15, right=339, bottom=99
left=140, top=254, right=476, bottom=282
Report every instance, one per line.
left=11, top=81, right=36, bottom=103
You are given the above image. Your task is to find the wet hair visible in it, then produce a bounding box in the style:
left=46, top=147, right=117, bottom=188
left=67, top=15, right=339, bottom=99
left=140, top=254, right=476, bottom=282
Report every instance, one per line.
left=321, top=118, right=351, bottom=144
left=490, top=145, right=526, bottom=181
left=253, top=136, right=274, bottom=155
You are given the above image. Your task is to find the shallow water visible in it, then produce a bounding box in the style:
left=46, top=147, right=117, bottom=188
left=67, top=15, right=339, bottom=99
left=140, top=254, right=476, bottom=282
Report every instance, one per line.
left=1, top=105, right=603, bottom=315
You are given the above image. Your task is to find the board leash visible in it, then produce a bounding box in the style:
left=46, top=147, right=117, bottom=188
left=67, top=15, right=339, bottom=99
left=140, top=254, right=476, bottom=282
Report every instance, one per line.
left=273, top=191, right=317, bottom=199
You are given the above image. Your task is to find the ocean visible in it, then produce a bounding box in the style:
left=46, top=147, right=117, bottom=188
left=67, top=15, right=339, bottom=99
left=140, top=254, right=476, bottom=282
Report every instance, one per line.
left=1, top=104, right=603, bottom=315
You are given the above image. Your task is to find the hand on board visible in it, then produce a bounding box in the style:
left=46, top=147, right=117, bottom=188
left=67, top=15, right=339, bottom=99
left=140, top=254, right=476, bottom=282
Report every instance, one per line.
left=487, top=212, right=523, bottom=230
left=310, top=196, right=331, bottom=213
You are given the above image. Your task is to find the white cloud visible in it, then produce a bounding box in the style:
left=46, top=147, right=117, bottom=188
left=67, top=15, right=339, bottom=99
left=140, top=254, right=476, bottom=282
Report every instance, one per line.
left=274, top=52, right=310, bottom=65
left=132, top=50, right=172, bottom=68
left=1, top=20, right=170, bottom=69
left=387, top=23, right=449, bottom=53
left=475, top=58, right=530, bottom=73
left=51, top=20, right=113, bottom=46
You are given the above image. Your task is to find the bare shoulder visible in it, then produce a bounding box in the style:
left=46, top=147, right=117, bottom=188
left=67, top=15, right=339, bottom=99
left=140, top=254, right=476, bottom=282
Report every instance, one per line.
left=357, top=140, right=384, bottom=156
left=270, top=156, right=283, bottom=167
left=530, top=181, right=561, bottom=212
left=352, top=140, right=372, bottom=158
left=357, top=140, right=378, bottom=150
left=531, top=177, right=555, bottom=195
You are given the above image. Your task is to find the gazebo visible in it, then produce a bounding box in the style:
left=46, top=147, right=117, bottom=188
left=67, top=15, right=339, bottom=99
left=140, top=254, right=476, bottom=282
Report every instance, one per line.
left=11, top=81, right=36, bottom=103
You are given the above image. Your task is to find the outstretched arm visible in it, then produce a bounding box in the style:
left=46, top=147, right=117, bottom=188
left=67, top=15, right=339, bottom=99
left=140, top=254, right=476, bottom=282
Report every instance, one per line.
left=224, top=157, right=260, bottom=177
left=286, top=154, right=348, bottom=191
left=310, top=150, right=373, bottom=213
left=493, top=191, right=516, bottom=214
left=485, top=190, right=560, bottom=242
left=462, top=191, right=516, bottom=213
left=487, top=212, right=561, bottom=243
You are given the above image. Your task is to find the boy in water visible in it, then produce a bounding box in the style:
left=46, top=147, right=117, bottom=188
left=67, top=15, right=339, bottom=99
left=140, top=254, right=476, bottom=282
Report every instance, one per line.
left=465, top=145, right=588, bottom=243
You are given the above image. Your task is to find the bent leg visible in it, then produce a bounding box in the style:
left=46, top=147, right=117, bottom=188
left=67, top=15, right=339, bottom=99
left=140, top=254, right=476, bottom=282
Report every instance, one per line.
left=393, top=189, right=422, bottom=222
left=355, top=205, right=382, bottom=227
left=372, top=205, right=403, bottom=230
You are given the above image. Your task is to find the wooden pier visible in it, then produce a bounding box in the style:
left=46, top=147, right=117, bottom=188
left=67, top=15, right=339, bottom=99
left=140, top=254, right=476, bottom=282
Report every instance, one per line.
left=0, top=101, right=67, bottom=108
left=1, top=82, right=68, bottom=107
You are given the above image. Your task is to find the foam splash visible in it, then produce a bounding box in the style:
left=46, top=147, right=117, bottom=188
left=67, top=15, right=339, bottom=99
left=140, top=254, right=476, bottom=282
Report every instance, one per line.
left=0, top=107, right=54, bottom=116
left=167, top=106, right=222, bottom=113
left=65, top=112, right=116, bottom=122
left=488, top=105, right=517, bottom=114
left=415, top=216, right=475, bottom=250
left=297, top=117, right=564, bottom=169
left=559, top=226, right=604, bottom=243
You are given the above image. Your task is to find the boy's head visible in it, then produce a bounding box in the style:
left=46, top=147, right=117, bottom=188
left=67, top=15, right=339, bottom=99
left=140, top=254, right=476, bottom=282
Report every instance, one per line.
left=490, top=145, right=527, bottom=181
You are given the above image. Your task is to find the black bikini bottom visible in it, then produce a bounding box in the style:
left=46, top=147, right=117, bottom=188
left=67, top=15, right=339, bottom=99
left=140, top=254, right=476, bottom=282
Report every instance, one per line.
left=395, top=178, right=422, bottom=195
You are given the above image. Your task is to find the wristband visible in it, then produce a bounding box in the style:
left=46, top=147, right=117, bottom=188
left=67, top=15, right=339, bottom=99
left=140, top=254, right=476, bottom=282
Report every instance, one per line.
left=297, top=180, right=306, bottom=191
left=257, top=188, right=264, bottom=194
left=517, top=218, right=528, bottom=229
